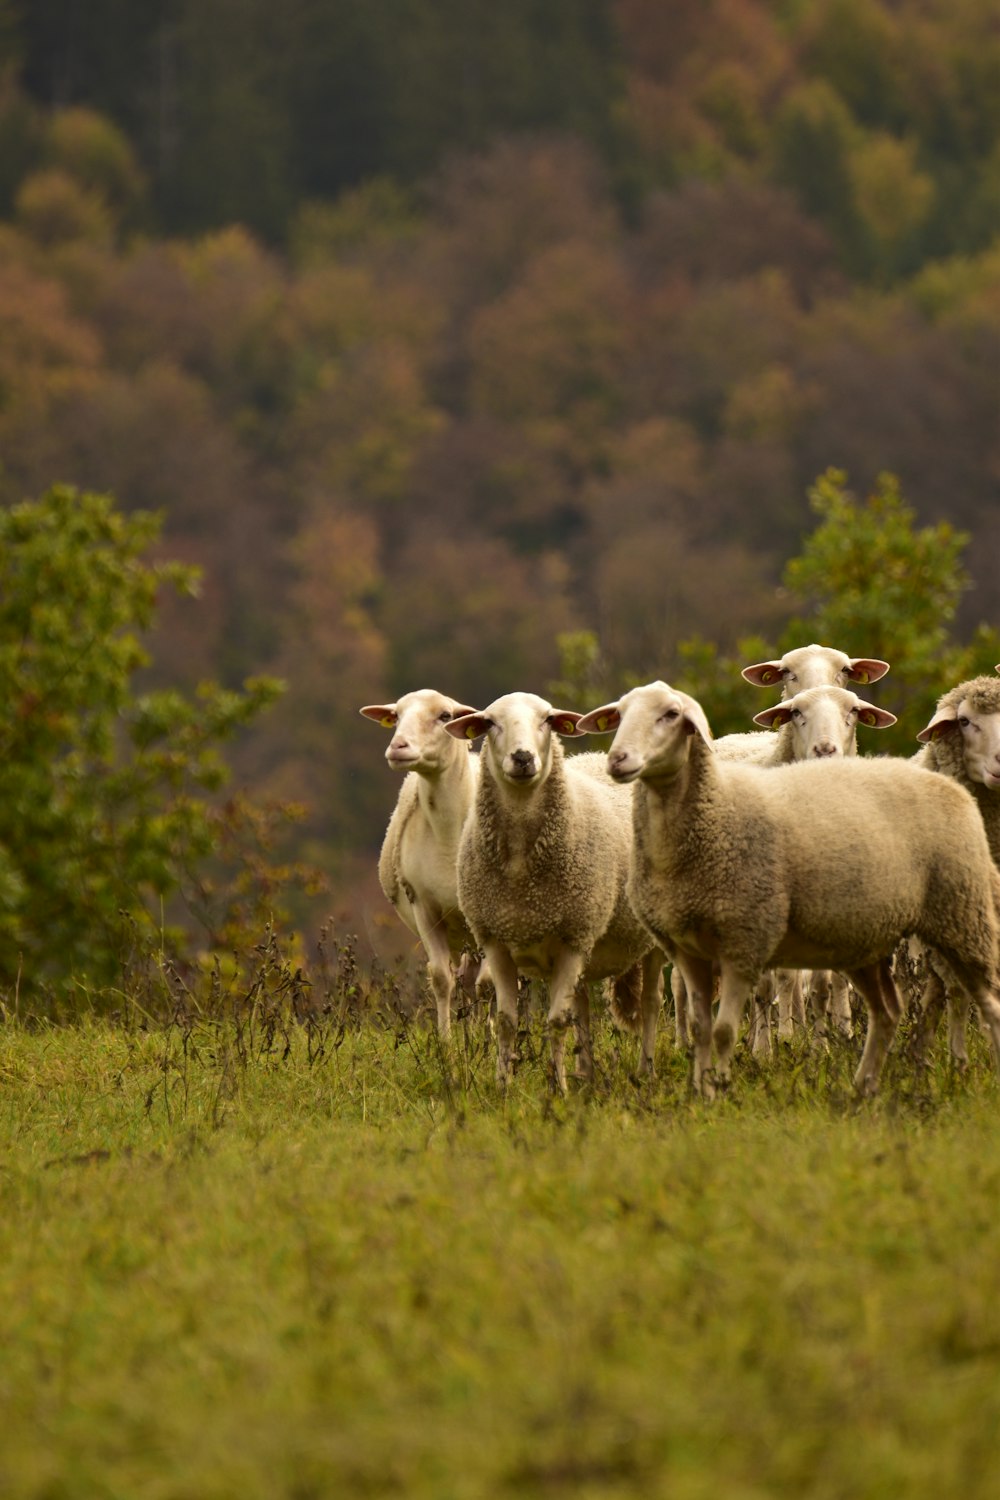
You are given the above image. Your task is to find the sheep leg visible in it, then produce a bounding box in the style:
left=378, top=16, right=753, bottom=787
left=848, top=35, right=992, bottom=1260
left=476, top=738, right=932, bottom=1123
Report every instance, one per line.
left=805, top=969, right=828, bottom=1039
left=775, top=969, right=805, bottom=1041
left=908, top=966, right=947, bottom=1067
left=945, top=991, right=970, bottom=1070
left=828, top=972, right=853, bottom=1038
left=483, top=941, right=520, bottom=1085
left=848, top=959, right=901, bottom=1096
left=413, top=908, right=456, bottom=1040
left=673, top=954, right=715, bottom=1097
left=713, top=966, right=754, bottom=1088
left=638, top=949, right=665, bottom=1076
left=457, top=948, right=491, bottom=1012
left=546, top=948, right=588, bottom=1094
left=968, top=987, right=1000, bottom=1075
left=670, top=966, right=690, bottom=1050
left=572, top=980, right=594, bottom=1084
left=749, top=972, right=773, bottom=1060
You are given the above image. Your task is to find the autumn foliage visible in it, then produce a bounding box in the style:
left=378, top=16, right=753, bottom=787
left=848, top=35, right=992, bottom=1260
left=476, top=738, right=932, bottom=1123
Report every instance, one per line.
left=0, top=2, right=998, bottom=952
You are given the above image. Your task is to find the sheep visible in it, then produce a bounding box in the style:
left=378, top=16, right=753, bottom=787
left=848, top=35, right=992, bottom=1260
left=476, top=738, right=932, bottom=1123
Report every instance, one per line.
left=361, top=688, right=483, bottom=1038
left=742, top=643, right=890, bottom=694
left=577, top=681, right=1000, bottom=1098
left=908, top=674, right=1000, bottom=1066
left=739, top=643, right=893, bottom=1041
left=717, top=684, right=897, bottom=766
left=704, top=685, right=897, bottom=1049
left=737, top=685, right=897, bottom=1042
left=445, top=692, right=664, bottom=1090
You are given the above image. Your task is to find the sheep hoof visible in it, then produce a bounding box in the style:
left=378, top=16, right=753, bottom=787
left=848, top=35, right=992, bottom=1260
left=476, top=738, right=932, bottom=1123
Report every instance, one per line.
left=696, top=1068, right=717, bottom=1101
left=547, top=1064, right=568, bottom=1097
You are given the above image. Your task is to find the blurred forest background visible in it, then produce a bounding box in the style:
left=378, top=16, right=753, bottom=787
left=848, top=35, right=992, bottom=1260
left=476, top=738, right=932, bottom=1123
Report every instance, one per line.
left=1, top=0, right=999, bottom=951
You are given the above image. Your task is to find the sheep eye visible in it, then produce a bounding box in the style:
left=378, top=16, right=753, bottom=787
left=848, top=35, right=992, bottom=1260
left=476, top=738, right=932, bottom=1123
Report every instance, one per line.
left=438, top=711, right=452, bottom=722
left=785, top=671, right=797, bottom=683
left=661, top=708, right=680, bottom=723
left=958, top=716, right=971, bottom=729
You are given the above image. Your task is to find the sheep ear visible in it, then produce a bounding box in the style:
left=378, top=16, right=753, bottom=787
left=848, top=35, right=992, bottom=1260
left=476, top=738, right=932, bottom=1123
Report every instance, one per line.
left=753, top=705, right=792, bottom=729
left=452, top=704, right=478, bottom=721
left=548, top=710, right=584, bottom=737
left=679, top=694, right=714, bottom=743
left=576, top=704, right=621, bottom=734
left=916, top=711, right=957, bottom=744
left=445, top=713, right=491, bottom=741
left=857, top=705, right=896, bottom=729
left=361, top=704, right=398, bottom=728
left=742, top=660, right=784, bottom=687
left=845, top=658, right=890, bottom=685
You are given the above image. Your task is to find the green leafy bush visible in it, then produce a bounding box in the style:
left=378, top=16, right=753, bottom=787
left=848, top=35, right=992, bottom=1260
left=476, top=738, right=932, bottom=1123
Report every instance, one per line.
left=0, top=484, right=294, bottom=1002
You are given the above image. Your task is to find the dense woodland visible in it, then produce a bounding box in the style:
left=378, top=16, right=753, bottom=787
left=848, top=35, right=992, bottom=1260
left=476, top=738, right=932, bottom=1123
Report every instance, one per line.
left=1, top=0, right=999, bottom=937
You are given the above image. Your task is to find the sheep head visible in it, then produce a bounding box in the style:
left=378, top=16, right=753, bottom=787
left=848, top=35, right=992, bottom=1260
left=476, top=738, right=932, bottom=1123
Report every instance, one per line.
left=578, top=682, right=713, bottom=783
left=446, top=691, right=583, bottom=788
left=752, top=686, right=896, bottom=759
left=742, top=644, right=890, bottom=694
left=917, top=677, right=1000, bottom=791
left=360, top=688, right=478, bottom=773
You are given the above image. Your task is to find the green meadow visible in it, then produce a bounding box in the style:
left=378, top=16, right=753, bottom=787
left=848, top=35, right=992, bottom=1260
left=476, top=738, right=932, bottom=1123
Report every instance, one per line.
left=2, top=969, right=1000, bottom=1500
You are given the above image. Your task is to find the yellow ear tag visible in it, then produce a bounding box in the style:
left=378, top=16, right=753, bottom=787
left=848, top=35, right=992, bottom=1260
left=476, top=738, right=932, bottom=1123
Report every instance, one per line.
left=596, top=714, right=610, bottom=732
left=466, top=724, right=479, bottom=739
left=932, top=726, right=945, bottom=740
left=860, top=710, right=875, bottom=726
left=381, top=715, right=396, bottom=728
left=856, top=671, right=870, bottom=684
left=761, top=669, right=776, bottom=683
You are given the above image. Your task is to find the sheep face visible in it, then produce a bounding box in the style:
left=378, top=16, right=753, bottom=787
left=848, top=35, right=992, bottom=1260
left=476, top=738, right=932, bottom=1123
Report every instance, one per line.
left=742, top=644, right=890, bottom=693
left=446, top=692, right=583, bottom=788
left=918, top=691, right=1000, bottom=791
left=360, top=689, right=477, bottom=774
left=752, top=686, right=896, bottom=759
left=579, top=682, right=712, bottom=783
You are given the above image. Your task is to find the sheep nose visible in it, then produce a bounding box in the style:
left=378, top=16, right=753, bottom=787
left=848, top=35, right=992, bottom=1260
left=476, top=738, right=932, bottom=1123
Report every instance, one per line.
left=608, top=748, right=628, bottom=772
left=511, top=749, right=535, bottom=771
left=812, top=741, right=838, bottom=758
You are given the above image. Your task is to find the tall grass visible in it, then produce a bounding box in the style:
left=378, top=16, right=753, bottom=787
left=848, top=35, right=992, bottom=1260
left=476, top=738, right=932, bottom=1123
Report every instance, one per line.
left=1, top=931, right=998, bottom=1499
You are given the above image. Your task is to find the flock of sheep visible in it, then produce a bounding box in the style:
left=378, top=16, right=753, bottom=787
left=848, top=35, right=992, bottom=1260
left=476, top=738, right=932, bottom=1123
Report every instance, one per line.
left=361, top=645, right=1000, bottom=1097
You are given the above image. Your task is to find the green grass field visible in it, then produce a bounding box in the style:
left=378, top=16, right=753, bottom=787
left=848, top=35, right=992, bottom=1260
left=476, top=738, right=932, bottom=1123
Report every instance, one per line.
left=3, top=961, right=1000, bottom=1500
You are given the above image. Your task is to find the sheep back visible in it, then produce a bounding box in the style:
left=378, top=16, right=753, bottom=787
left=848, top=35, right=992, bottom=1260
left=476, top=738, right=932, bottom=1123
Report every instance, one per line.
left=630, top=747, right=998, bottom=982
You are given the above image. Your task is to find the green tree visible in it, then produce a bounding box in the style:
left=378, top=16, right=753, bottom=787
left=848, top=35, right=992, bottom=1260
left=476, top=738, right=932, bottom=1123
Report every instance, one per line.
left=780, top=468, right=1000, bottom=746
left=0, top=485, right=288, bottom=1002
left=670, top=469, right=1000, bottom=748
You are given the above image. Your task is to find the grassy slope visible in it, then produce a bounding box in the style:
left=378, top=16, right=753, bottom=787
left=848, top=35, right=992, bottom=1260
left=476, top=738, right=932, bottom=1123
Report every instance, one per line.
left=2, top=1009, right=999, bottom=1500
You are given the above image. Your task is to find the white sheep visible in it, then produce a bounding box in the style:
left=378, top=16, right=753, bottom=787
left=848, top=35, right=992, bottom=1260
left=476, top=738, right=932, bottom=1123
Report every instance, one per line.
left=445, top=692, right=664, bottom=1090
left=577, top=681, right=1000, bottom=1098
left=668, top=645, right=892, bottom=1046
left=718, top=683, right=896, bottom=765
left=741, top=644, right=892, bottom=1041
left=694, top=685, right=897, bottom=1050
left=738, top=685, right=897, bottom=1042
left=742, top=643, right=890, bottom=694
left=908, top=673, right=1000, bottom=1066
left=734, top=644, right=890, bottom=1041
left=361, top=688, right=483, bottom=1038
